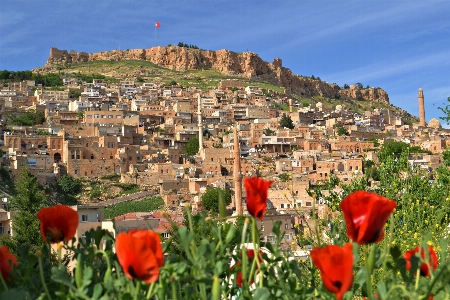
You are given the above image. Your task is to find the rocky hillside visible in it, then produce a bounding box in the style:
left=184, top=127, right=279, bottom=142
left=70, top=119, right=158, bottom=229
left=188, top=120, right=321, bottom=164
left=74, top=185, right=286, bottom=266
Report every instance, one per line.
left=43, top=47, right=389, bottom=104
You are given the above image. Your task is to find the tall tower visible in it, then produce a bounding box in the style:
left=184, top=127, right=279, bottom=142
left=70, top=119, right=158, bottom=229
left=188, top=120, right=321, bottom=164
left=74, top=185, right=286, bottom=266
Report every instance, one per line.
left=233, top=126, right=243, bottom=215
left=197, top=94, right=203, bottom=151
left=418, top=88, right=426, bottom=127
left=289, top=99, right=293, bottom=113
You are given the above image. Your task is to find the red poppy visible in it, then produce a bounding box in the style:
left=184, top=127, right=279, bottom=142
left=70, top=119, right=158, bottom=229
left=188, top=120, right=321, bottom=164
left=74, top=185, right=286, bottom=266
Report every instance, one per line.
left=231, top=248, right=263, bottom=288
left=404, top=246, right=438, bottom=277
left=37, top=205, right=79, bottom=243
left=0, top=246, right=17, bottom=281
left=340, top=191, right=396, bottom=245
left=116, top=229, right=164, bottom=284
left=310, top=243, right=353, bottom=300
left=244, top=177, right=273, bottom=220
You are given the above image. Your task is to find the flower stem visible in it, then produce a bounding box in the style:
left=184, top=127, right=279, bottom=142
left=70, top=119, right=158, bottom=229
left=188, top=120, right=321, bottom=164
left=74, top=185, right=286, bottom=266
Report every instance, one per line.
left=240, top=218, right=249, bottom=289
left=146, top=282, right=155, bottom=300
left=365, top=245, right=374, bottom=299
left=134, top=280, right=141, bottom=300
left=0, top=271, right=8, bottom=291
left=96, top=250, right=112, bottom=283
left=38, top=256, right=53, bottom=300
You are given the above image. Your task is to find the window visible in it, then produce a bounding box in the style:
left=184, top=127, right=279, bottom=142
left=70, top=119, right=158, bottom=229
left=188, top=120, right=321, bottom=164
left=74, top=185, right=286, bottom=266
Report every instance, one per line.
left=0, top=223, right=3, bottom=234
left=108, top=115, right=113, bottom=119
left=285, top=224, right=288, bottom=229
left=102, top=115, right=106, bottom=118
left=87, top=115, right=92, bottom=119
left=94, top=114, right=99, bottom=119
left=116, top=115, right=121, bottom=119
left=81, top=215, right=88, bottom=222
left=260, top=224, right=264, bottom=231
left=284, top=234, right=290, bottom=240
left=281, top=204, right=284, bottom=208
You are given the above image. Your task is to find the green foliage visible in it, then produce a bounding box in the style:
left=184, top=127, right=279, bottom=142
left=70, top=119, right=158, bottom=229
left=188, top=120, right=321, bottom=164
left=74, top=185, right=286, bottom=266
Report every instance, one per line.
left=100, top=173, right=121, bottom=181
left=36, top=129, right=51, bottom=136
left=185, top=136, right=200, bottom=156
left=378, top=141, right=431, bottom=164
left=74, top=72, right=106, bottom=84
left=443, top=148, right=450, bottom=167
left=177, top=42, right=200, bottom=49
left=333, top=122, right=349, bottom=136
left=279, top=113, right=294, bottom=129
left=102, top=196, right=164, bottom=219
left=201, top=187, right=231, bottom=213
left=89, top=186, right=102, bottom=200
left=368, top=137, right=380, bottom=147
left=0, top=70, right=33, bottom=82
left=111, top=183, right=140, bottom=195
left=10, top=168, right=48, bottom=253
left=278, top=173, right=291, bottom=182
left=58, top=175, right=83, bottom=195
left=32, top=73, right=63, bottom=86
left=69, top=89, right=82, bottom=99
left=438, top=96, right=450, bottom=124
left=7, top=110, right=45, bottom=126
left=264, top=128, right=275, bottom=136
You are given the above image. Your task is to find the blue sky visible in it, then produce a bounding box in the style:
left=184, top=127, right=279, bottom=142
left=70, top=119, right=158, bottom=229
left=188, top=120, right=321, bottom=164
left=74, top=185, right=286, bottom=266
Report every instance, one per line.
left=1, top=0, right=449, bottom=124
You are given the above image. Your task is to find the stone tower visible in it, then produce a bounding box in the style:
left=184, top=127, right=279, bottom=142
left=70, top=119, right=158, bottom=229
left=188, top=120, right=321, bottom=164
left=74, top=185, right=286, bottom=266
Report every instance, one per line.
left=418, top=88, right=426, bottom=127
left=197, top=94, right=203, bottom=151
left=233, top=126, right=243, bottom=215
left=289, top=99, right=293, bottom=113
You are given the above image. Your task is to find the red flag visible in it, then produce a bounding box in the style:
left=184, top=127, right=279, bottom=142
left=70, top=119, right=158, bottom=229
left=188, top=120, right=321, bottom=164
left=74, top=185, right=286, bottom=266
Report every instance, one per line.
left=155, top=22, right=161, bottom=28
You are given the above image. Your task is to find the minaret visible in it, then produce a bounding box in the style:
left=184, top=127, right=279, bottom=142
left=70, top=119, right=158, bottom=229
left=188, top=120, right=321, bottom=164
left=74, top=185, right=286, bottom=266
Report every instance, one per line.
left=233, top=126, right=243, bottom=215
left=197, top=94, right=203, bottom=151
left=289, top=99, right=293, bottom=113
left=418, top=88, right=426, bottom=127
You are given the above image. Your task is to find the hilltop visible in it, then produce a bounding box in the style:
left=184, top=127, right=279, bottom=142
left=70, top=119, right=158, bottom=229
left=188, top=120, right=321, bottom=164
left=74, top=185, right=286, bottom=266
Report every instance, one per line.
left=34, top=46, right=416, bottom=119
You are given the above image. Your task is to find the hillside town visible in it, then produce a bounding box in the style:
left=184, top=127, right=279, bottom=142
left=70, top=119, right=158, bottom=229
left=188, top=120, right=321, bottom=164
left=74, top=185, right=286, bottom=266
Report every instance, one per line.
left=0, top=74, right=447, bottom=252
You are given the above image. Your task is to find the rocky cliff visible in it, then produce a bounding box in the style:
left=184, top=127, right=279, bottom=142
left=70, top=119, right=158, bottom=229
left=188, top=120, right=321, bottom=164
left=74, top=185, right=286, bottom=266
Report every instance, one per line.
left=44, top=47, right=389, bottom=104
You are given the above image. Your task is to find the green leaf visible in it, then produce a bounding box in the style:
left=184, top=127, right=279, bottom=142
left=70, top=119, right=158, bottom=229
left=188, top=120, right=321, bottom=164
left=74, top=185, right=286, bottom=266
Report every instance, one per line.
left=390, top=245, right=401, bottom=260
left=0, top=289, right=28, bottom=300
left=253, top=287, right=270, bottom=300
left=272, top=220, right=282, bottom=238
left=92, top=283, right=103, bottom=300
left=377, top=282, right=387, bottom=300
left=82, top=266, right=93, bottom=288
left=225, top=225, right=236, bottom=245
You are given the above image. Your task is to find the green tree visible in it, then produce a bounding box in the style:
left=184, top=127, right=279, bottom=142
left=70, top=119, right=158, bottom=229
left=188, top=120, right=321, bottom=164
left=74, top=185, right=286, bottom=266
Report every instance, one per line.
left=438, top=97, right=450, bottom=124
left=58, top=175, right=83, bottom=195
left=185, top=136, right=200, bottom=156
left=333, top=123, right=348, bottom=136
left=10, top=168, right=48, bottom=252
left=279, top=113, right=294, bottom=129
left=201, top=187, right=231, bottom=213
left=368, top=137, right=380, bottom=147
left=443, top=148, right=450, bottom=167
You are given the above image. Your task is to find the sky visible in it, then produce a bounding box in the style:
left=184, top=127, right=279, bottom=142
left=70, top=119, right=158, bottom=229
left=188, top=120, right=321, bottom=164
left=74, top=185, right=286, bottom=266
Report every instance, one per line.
left=1, top=0, right=449, bottom=124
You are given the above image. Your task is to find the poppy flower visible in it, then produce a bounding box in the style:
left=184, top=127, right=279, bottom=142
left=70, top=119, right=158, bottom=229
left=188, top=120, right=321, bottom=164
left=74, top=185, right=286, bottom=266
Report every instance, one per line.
left=0, top=246, right=17, bottom=281
left=404, top=246, right=438, bottom=277
left=310, top=243, right=353, bottom=300
left=116, top=229, right=164, bottom=284
left=244, top=177, right=273, bottom=220
left=37, top=205, right=79, bottom=243
left=340, top=190, right=396, bottom=245
left=231, top=248, right=263, bottom=288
